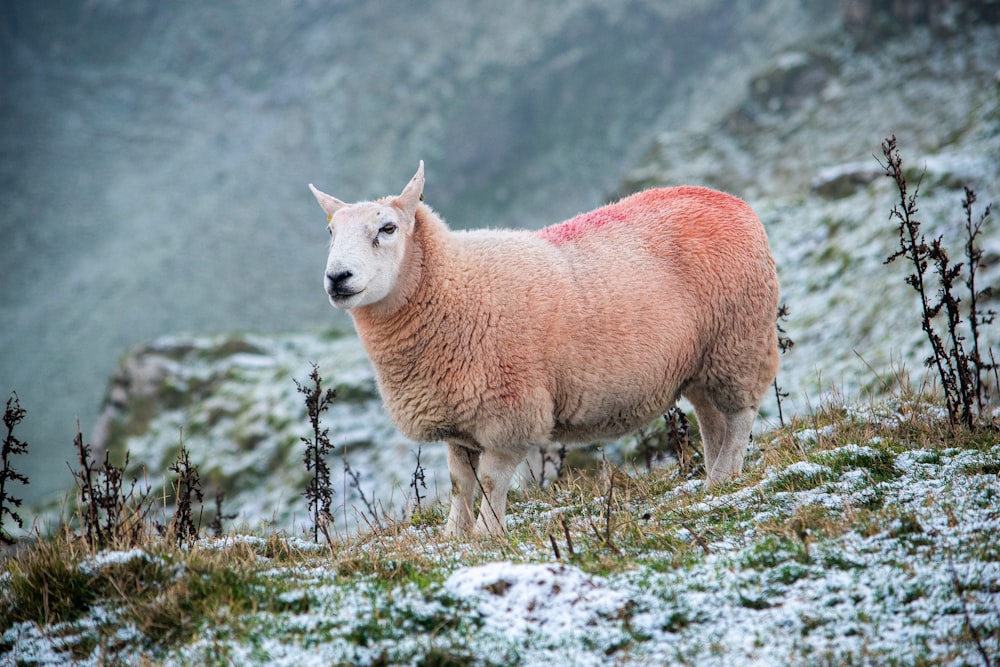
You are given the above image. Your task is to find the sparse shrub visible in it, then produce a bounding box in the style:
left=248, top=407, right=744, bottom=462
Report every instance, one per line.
left=294, top=363, right=337, bottom=543
left=633, top=407, right=702, bottom=480
left=1, top=391, right=29, bottom=544
left=208, top=492, right=237, bottom=537
left=167, top=440, right=204, bottom=546
left=70, top=425, right=154, bottom=550
left=880, top=135, right=995, bottom=428
left=63, top=426, right=220, bottom=550
left=773, top=304, right=795, bottom=426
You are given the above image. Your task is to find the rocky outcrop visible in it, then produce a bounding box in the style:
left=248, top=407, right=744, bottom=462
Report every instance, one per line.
left=90, top=332, right=439, bottom=532
left=841, top=0, right=1000, bottom=44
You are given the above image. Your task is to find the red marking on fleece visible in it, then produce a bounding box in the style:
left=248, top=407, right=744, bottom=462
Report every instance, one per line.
left=535, top=205, right=629, bottom=245
left=536, top=187, right=741, bottom=245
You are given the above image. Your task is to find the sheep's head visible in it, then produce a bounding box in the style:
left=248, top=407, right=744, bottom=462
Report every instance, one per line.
left=309, top=161, right=424, bottom=311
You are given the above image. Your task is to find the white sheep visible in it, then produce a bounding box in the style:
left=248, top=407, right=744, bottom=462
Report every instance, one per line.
left=309, top=162, right=779, bottom=536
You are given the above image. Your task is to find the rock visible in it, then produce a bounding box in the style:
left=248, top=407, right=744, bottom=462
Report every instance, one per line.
left=748, top=51, right=837, bottom=114
left=90, top=331, right=446, bottom=533
left=811, top=162, right=884, bottom=199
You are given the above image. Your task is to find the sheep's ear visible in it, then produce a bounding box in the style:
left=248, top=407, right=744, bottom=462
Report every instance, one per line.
left=393, top=160, right=424, bottom=222
left=308, top=184, right=347, bottom=221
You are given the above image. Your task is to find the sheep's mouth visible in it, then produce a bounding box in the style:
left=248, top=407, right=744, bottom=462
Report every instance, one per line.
left=326, top=281, right=363, bottom=298
left=329, top=288, right=364, bottom=304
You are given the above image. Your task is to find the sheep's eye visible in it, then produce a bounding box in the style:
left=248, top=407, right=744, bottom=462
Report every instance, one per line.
left=380, top=223, right=397, bottom=235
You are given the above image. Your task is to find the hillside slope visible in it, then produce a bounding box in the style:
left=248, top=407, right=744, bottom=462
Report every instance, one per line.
left=46, top=17, right=999, bottom=534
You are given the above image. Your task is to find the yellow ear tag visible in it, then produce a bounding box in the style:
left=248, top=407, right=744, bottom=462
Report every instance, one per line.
left=327, top=214, right=332, bottom=222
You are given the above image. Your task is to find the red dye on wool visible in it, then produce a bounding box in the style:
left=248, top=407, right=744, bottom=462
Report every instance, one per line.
left=535, top=206, right=628, bottom=245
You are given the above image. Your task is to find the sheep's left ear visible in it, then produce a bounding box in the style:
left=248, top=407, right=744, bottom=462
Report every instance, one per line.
left=393, top=160, right=424, bottom=223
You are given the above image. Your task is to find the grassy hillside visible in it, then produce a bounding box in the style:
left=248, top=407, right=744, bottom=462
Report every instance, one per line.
left=2, top=394, right=998, bottom=665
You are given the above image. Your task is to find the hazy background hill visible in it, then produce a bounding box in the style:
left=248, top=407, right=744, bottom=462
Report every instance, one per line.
left=0, top=0, right=839, bottom=502
left=2, top=0, right=998, bottom=511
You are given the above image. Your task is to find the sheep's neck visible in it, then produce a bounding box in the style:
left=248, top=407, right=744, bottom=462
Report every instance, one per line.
left=350, top=205, right=452, bottom=365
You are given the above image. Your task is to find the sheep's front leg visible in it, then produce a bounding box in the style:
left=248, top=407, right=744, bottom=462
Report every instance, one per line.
left=474, top=447, right=527, bottom=537
left=445, top=443, right=480, bottom=537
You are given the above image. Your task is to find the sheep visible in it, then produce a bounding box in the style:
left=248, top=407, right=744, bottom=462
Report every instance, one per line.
left=308, top=162, right=779, bottom=537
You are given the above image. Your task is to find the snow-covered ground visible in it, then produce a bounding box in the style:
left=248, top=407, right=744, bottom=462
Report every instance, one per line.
left=4, top=413, right=998, bottom=665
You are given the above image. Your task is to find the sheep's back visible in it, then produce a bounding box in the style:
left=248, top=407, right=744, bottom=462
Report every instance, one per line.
left=534, top=186, right=778, bottom=439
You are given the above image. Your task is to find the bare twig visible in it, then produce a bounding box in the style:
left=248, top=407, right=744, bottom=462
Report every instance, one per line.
left=679, top=519, right=711, bottom=555
left=343, top=445, right=381, bottom=530
left=409, top=444, right=427, bottom=514
left=208, top=492, right=237, bottom=537
left=963, top=186, right=996, bottom=413
left=1, top=392, right=29, bottom=544
left=560, top=514, right=576, bottom=558
left=295, top=363, right=337, bottom=543
left=773, top=304, right=795, bottom=426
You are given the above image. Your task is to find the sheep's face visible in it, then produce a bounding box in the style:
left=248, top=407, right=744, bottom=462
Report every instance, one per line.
left=309, top=162, right=425, bottom=312
left=323, top=203, right=408, bottom=309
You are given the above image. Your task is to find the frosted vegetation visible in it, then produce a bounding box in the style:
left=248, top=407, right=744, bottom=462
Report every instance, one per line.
left=2, top=4, right=1000, bottom=666
left=88, top=331, right=446, bottom=534
left=3, top=403, right=998, bottom=664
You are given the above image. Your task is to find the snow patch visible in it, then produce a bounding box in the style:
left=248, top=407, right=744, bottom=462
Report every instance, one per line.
left=445, top=562, right=631, bottom=655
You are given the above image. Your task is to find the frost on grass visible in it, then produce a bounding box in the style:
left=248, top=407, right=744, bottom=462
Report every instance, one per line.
left=5, top=427, right=998, bottom=667
left=78, top=547, right=155, bottom=575
left=444, top=562, right=632, bottom=659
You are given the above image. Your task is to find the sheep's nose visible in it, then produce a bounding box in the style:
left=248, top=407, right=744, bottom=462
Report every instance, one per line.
left=326, top=270, right=353, bottom=294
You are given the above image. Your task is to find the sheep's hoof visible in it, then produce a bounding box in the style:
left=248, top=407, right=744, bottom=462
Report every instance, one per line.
left=443, top=520, right=471, bottom=538
left=472, top=518, right=507, bottom=539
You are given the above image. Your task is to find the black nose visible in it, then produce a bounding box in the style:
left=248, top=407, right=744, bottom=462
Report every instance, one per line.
left=326, top=270, right=353, bottom=294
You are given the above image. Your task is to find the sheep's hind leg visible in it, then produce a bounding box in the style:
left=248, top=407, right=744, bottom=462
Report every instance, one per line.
left=445, top=443, right=480, bottom=537
left=708, top=408, right=755, bottom=486
left=474, top=447, right=527, bottom=537
left=685, top=386, right=726, bottom=484
left=686, top=387, right=754, bottom=487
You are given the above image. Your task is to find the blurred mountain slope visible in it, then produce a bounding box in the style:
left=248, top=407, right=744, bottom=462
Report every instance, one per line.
left=0, top=1, right=837, bottom=502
